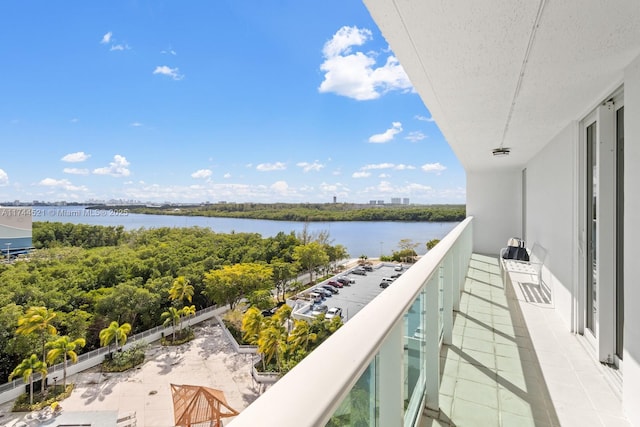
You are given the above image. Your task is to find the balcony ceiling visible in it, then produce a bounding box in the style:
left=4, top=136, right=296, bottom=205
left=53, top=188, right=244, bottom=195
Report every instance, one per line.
left=363, top=0, right=640, bottom=171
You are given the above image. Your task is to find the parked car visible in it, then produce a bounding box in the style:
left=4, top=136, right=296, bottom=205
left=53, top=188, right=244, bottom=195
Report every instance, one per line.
left=379, top=281, right=390, bottom=289
left=325, top=307, right=343, bottom=320
left=322, top=285, right=339, bottom=294
left=390, top=273, right=402, bottom=278
left=315, top=287, right=333, bottom=297
left=309, top=292, right=323, bottom=303
left=351, top=268, right=367, bottom=275
left=395, top=264, right=403, bottom=271
left=363, top=265, right=373, bottom=271
left=336, top=277, right=350, bottom=286
left=327, top=280, right=343, bottom=288
left=311, top=304, right=328, bottom=316
left=381, top=277, right=395, bottom=283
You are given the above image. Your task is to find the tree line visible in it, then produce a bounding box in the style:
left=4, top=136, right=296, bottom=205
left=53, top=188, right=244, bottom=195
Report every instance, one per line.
left=92, top=203, right=466, bottom=222
left=0, top=222, right=349, bottom=383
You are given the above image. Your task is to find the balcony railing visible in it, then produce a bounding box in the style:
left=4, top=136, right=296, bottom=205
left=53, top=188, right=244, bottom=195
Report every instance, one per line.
left=230, top=217, right=473, bottom=427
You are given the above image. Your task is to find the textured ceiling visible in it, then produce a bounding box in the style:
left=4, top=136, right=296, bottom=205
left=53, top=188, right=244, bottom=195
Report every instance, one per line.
left=363, top=0, right=640, bottom=171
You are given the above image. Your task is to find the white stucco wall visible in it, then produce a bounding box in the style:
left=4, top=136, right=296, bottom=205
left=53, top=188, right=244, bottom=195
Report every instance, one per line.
left=466, top=169, right=522, bottom=255
left=525, top=123, right=576, bottom=329
left=623, top=53, right=640, bottom=427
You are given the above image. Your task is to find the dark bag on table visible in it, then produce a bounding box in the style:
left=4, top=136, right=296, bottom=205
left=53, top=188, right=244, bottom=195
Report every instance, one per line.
left=502, top=237, right=530, bottom=262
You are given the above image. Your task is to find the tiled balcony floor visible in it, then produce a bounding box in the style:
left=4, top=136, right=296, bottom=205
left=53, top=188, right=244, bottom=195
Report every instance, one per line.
left=422, top=254, right=630, bottom=427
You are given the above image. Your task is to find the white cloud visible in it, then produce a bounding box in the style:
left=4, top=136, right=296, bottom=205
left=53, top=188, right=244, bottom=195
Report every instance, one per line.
left=38, top=178, right=87, bottom=192
left=100, top=32, right=112, bottom=44
left=70, top=118, right=79, bottom=123
left=319, top=26, right=412, bottom=101
left=369, top=122, right=403, bottom=143
left=394, top=164, right=415, bottom=171
left=415, top=115, right=435, bottom=122
left=161, top=48, right=177, bottom=55
left=191, top=169, right=212, bottom=179
left=93, top=155, right=131, bottom=177
left=110, top=43, right=131, bottom=51
left=130, top=122, right=143, bottom=127
left=61, top=151, right=91, bottom=162
left=362, top=163, right=394, bottom=170
left=421, top=162, right=447, bottom=174
left=153, top=65, right=184, bottom=81
left=405, top=131, right=426, bottom=142
left=296, top=161, right=324, bottom=173
left=352, top=171, right=371, bottom=178
left=256, top=162, right=286, bottom=172
left=223, top=173, right=231, bottom=179
left=0, top=169, right=8, bottom=186
left=270, top=181, right=289, bottom=194
left=63, top=168, right=89, bottom=175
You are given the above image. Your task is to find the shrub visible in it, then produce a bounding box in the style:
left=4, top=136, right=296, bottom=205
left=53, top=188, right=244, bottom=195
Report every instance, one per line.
left=102, top=341, right=148, bottom=373
left=161, top=328, right=194, bottom=346
left=12, top=384, right=74, bottom=412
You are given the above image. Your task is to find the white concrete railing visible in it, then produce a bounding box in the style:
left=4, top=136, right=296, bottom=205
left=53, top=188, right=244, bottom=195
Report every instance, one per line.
left=230, top=217, right=473, bottom=427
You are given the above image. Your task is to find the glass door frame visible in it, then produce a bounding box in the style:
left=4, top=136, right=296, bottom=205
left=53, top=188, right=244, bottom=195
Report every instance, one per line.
left=578, top=89, right=623, bottom=365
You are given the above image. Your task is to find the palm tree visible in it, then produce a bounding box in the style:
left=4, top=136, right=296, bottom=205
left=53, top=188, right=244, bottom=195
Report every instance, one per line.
left=257, top=320, right=287, bottom=372
left=161, top=307, right=182, bottom=342
left=168, top=276, right=194, bottom=305
left=9, top=354, right=47, bottom=405
left=16, top=306, right=57, bottom=364
left=46, top=336, right=86, bottom=389
left=182, top=305, right=196, bottom=328
left=99, top=321, right=132, bottom=353
left=241, top=306, right=264, bottom=345
left=288, top=319, right=317, bottom=353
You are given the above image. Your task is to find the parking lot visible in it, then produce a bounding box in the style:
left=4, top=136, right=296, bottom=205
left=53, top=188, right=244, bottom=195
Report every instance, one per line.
left=310, top=263, right=406, bottom=322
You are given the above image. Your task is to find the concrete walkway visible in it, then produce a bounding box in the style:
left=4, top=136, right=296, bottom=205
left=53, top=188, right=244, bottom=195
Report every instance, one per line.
left=0, top=321, right=261, bottom=427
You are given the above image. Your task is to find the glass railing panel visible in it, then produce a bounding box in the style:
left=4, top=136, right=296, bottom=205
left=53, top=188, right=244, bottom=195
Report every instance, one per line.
left=403, top=285, right=426, bottom=421
left=326, top=357, right=378, bottom=427
left=439, top=263, right=445, bottom=343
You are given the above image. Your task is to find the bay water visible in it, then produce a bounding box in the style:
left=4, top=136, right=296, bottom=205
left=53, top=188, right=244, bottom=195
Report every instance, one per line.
left=33, top=206, right=459, bottom=258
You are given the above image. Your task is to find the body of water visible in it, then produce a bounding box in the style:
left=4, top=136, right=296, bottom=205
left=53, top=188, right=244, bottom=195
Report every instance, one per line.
left=32, top=206, right=459, bottom=258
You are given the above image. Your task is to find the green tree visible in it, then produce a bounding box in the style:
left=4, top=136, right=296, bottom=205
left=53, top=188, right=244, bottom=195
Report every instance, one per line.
left=257, top=319, right=287, bottom=372
left=288, top=319, right=317, bottom=353
left=16, top=306, right=57, bottom=365
left=203, top=263, right=273, bottom=310
left=293, top=242, right=329, bottom=284
left=241, top=306, right=264, bottom=345
left=9, top=354, right=47, bottom=404
left=168, top=276, right=194, bottom=305
left=271, top=261, right=296, bottom=302
left=161, top=307, right=183, bottom=342
left=426, top=239, right=440, bottom=250
left=99, top=321, right=132, bottom=353
left=46, top=336, right=86, bottom=389
left=182, top=305, right=196, bottom=328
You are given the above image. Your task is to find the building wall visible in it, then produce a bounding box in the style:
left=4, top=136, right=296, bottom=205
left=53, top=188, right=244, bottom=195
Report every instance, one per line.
left=623, top=53, right=640, bottom=427
left=525, top=122, right=577, bottom=329
left=466, top=169, right=522, bottom=255
left=0, top=207, right=32, bottom=254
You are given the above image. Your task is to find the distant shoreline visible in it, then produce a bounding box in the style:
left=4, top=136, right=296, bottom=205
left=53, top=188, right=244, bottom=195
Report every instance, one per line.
left=86, top=202, right=466, bottom=223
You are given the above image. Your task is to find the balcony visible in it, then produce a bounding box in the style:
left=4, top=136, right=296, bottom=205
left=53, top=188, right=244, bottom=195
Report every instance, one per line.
left=230, top=218, right=629, bottom=426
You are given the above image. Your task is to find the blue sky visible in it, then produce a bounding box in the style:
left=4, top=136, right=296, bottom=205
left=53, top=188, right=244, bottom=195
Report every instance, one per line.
left=0, top=1, right=465, bottom=205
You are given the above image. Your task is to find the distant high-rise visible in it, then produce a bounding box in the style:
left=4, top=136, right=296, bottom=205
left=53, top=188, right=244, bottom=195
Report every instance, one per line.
left=403, top=198, right=410, bottom=205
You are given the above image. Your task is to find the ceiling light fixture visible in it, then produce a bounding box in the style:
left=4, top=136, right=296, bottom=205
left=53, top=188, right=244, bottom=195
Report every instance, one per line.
left=492, top=147, right=511, bottom=157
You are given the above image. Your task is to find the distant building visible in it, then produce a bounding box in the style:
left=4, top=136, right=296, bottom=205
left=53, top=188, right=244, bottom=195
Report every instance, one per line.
left=333, top=196, right=337, bottom=204
left=0, top=207, right=33, bottom=257
left=369, top=200, right=377, bottom=205
left=391, top=198, right=401, bottom=205
left=403, top=198, right=410, bottom=205
left=377, top=200, right=385, bottom=205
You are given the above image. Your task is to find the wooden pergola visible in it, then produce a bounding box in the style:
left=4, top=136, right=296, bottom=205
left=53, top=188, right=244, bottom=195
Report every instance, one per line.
left=171, top=384, right=239, bottom=427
